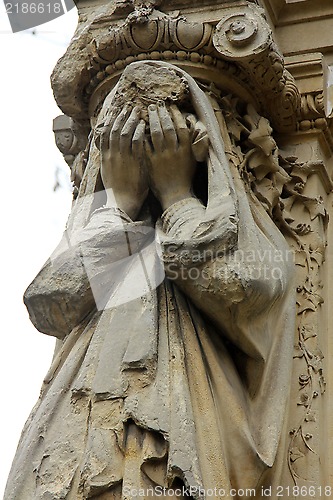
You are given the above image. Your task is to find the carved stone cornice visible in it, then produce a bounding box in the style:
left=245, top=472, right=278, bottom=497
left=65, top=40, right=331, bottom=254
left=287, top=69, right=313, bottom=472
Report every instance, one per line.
left=52, top=1, right=300, bottom=133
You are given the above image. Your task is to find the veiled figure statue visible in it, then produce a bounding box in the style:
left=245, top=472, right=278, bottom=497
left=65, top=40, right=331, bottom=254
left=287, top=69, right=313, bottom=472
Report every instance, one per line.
left=5, top=61, right=295, bottom=499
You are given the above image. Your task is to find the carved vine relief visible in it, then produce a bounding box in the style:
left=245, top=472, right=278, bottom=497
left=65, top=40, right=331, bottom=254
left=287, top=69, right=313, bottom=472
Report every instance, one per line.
left=208, top=88, right=329, bottom=486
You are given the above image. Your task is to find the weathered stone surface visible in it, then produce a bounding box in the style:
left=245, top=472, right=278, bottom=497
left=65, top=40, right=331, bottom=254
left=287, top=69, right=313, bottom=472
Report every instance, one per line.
left=5, top=0, right=333, bottom=498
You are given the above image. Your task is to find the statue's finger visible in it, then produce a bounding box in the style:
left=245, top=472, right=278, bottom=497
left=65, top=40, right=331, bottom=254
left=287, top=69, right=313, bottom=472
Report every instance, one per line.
left=110, top=105, right=131, bottom=151
left=170, top=105, right=189, bottom=146
left=148, top=104, right=164, bottom=152
left=132, top=120, right=146, bottom=160
left=104, top=109, right=116, bottom=129
left=97, top=109, right=114, bottom=152
left=144, top=135, right=153, bottom=160
left=120, top=106, right=140, bottom=155
left=99, top=125, right=110, bottom=154
left=157, top=102, right=177, bottom=150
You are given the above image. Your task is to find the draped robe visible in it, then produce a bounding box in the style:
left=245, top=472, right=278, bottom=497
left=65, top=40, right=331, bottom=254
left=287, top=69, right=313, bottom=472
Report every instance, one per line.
left=5, top=63, right=295, bottom=500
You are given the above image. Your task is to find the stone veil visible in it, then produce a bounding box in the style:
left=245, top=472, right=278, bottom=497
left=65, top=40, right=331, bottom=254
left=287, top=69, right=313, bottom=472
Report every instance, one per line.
left=5, top=59, right=296, bottom=499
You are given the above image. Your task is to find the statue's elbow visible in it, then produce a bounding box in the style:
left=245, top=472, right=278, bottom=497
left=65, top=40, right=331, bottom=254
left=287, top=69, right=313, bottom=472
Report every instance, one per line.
left=23, top=272, right=95, bottom=340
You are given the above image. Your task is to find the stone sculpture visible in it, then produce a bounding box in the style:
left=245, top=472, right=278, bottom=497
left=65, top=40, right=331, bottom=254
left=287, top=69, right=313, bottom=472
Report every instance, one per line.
left=6, top=1, right=312, bottom=498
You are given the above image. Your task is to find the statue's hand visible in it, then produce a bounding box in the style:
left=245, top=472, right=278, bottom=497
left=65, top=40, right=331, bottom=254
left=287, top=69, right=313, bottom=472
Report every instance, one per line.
left=145, top=103, right=197, bottom=211
left=100, top=105, right=148, bottom=220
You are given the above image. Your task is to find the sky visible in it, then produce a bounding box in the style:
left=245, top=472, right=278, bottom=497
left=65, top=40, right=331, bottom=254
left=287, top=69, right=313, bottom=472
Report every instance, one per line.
left=0, top=6, right=78, bottom=496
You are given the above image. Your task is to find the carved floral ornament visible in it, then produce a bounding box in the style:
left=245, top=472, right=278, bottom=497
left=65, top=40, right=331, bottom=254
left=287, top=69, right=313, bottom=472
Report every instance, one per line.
left=52, top=1, right=300, bottom=133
